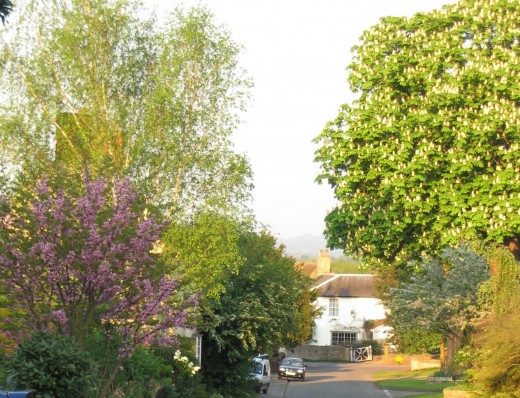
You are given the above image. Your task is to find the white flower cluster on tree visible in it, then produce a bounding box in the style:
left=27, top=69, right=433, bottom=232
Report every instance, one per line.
left=315, top=0, right=520, bottom=268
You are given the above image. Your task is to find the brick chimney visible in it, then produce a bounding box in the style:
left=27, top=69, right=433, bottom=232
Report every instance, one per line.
left=317, top=249, right=331, bottom=276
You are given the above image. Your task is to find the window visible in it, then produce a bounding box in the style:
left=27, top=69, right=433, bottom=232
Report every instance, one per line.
left=331, top=332, right=357, bottom=346
left=329, top=298, right=339, bottom=317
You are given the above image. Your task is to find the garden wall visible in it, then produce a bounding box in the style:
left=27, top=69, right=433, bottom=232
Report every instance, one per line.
left=285, top=344, right=439, bottom=367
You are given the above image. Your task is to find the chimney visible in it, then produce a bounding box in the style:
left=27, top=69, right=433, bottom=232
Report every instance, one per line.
left=317, top=249, right=331, bottom=276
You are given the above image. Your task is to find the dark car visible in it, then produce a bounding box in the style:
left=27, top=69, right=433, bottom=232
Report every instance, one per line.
left=278, top=357, right=306, bottom=381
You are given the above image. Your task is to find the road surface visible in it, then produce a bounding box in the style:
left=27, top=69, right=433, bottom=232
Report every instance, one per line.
left=263, top=361, right=429, bottom=398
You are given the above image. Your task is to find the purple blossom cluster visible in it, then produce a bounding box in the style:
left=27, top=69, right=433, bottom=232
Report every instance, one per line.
left=0, top=175, right=197, bottom=355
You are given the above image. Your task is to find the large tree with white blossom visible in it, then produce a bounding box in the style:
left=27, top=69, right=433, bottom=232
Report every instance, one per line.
left=314, top=0, right=520, bottom=270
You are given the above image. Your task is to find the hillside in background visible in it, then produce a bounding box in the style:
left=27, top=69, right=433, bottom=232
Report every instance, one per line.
left=277, top=234, right=344, bottom=259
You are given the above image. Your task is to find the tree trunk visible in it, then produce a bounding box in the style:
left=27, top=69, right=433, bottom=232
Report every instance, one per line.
left=446, top=333, right=462, bottom=374
left=98, top=356, right=124, bottom=398
left=439, top=340, right=447, bottom=372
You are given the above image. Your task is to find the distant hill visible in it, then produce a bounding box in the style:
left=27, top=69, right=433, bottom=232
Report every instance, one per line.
left=277, top=234, right=344, bottom=259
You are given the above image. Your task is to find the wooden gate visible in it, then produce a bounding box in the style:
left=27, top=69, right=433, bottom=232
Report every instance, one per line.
left=349, top=345, right=373, bottom=362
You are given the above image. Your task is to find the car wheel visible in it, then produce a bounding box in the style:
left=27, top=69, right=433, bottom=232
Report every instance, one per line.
left=262, top=383, right=269, bottom=394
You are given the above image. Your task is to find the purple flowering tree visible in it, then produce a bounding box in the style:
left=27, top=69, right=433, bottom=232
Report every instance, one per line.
left=0, top=175, right=196, bottom=357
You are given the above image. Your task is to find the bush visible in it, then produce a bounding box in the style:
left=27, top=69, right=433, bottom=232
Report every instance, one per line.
left=471, top=296, right=520, bottom=395
left=349, top=339, right=384, bottom=355
left=156, top=385, right=176, bottom=398
left=6, top=332, right=97, bottom=398
left=84, top=331, right=176, bottom=398
left=470, top=248, right=520, bottom=396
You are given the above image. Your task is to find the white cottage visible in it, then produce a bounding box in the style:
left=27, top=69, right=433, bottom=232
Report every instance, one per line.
left=308, top=251, right=386, bottom=346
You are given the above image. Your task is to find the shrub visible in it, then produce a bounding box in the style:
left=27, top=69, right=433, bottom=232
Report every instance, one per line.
left=349, top=339, right=384, bottom=355
left=6, top=332, right=97, bottom=398
left=471, top=296, right=520, bottom=395
left=156, top=385, right=176, bottom=398
left=470, top=248, right=520, bottom=395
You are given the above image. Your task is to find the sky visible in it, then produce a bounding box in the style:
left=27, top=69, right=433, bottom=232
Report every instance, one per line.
left=149, top=0, right=456, bottom=239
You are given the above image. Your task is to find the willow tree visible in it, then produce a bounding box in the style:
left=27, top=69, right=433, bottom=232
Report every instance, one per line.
left=314, top=0, right=520, bottom=270
left=0, top=0, right=252, bottom=219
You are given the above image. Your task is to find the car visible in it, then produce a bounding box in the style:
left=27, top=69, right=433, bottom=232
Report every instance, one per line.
left=250, top=355, right=270, bottom=394
left=0, top=391, right=33, bottom=398
left=277, top=357, right=306, bottom=381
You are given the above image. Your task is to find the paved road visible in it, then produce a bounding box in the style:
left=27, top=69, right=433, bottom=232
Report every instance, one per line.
left=262, top=361, right=429, bottom=398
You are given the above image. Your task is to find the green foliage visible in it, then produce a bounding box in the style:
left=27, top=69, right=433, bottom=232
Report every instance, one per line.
left=83, top=331, right=179, bottom=398
left=314, top=0, right=520, bottom=269
left=156, top=385, right=176, bottom=398
left=200, top=230, right=318, bottom=396
left=394, top=329, right=442, bottom=355
left=162, top=212, right=244, bottom=300
left=330, top=257, right=369, bottom=274
left=387, top=243, right=489, bottom=368
left=0, top=0, right=253, bottom=221
left=6, top=332, right=97, bottom=398
left=471, top=296, right=520, bottom=395
left=469, top=248, right=520, bottom=395
left=350, top=339, right=384, bottom=355
left=0, top=292, right=25, bottom=356
left=116, top=346, right=168, bottom=398
left=486, top=245, right=519, bottom=314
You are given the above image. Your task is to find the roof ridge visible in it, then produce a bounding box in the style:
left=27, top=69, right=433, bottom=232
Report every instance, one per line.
left=310, top=274, right=340, bottom=291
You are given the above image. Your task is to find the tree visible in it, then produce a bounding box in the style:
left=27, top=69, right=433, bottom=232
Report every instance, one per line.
left=161, top=212, right=245, bottom=301
left=200, top=230, right=319, bottom=396
left=0, top=0, right=252, bottom=220
left=314, top=0, right=520, bottom=269
left=0, top=175, right=196, bottom=396
left=386, top=243, right=489, bottom=371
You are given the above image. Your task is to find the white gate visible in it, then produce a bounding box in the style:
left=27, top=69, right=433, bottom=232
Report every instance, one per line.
left=349, top=345, right=373, bottom=362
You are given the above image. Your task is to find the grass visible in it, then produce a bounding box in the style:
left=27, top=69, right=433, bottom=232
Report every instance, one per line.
left=374, top=368, right=454, bottom=396
left=378, top=378, right=453, bottom=391
left=372, top=368, right=435, bottom=380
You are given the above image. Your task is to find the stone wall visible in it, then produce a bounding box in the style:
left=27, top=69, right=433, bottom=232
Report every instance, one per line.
left=286, top=344, right=440, bottom=367
left=411, top=357, right=441, bottom=371
left=443, top=390, right=476, bottom=398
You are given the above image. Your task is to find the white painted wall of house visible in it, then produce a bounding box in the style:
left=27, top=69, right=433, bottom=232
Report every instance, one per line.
left=311, top=296, right=386, bottom=346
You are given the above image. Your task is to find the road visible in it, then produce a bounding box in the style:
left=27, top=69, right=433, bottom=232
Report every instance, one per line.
left=263, top=361, right=428, bottom=398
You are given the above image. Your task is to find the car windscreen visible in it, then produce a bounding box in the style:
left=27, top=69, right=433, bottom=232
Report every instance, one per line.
left=251, top=363, right=262, bottom=374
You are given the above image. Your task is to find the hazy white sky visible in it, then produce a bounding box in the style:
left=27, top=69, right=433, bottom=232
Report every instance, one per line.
left=151, top=0, right=455, bottom=239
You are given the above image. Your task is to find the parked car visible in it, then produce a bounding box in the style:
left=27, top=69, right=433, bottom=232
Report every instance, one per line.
left=278, top=357, right=306, bottom=381
left=250, top=355, right=270, bottom=394
left=0, top=391, right=33, bottom=398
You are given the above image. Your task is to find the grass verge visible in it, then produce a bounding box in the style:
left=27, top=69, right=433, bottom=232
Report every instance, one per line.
left=374, top=368, right=453, bottom=395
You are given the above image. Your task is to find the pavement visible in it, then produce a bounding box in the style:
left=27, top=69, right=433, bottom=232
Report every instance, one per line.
left=263, top=375, right=287, bottom=397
